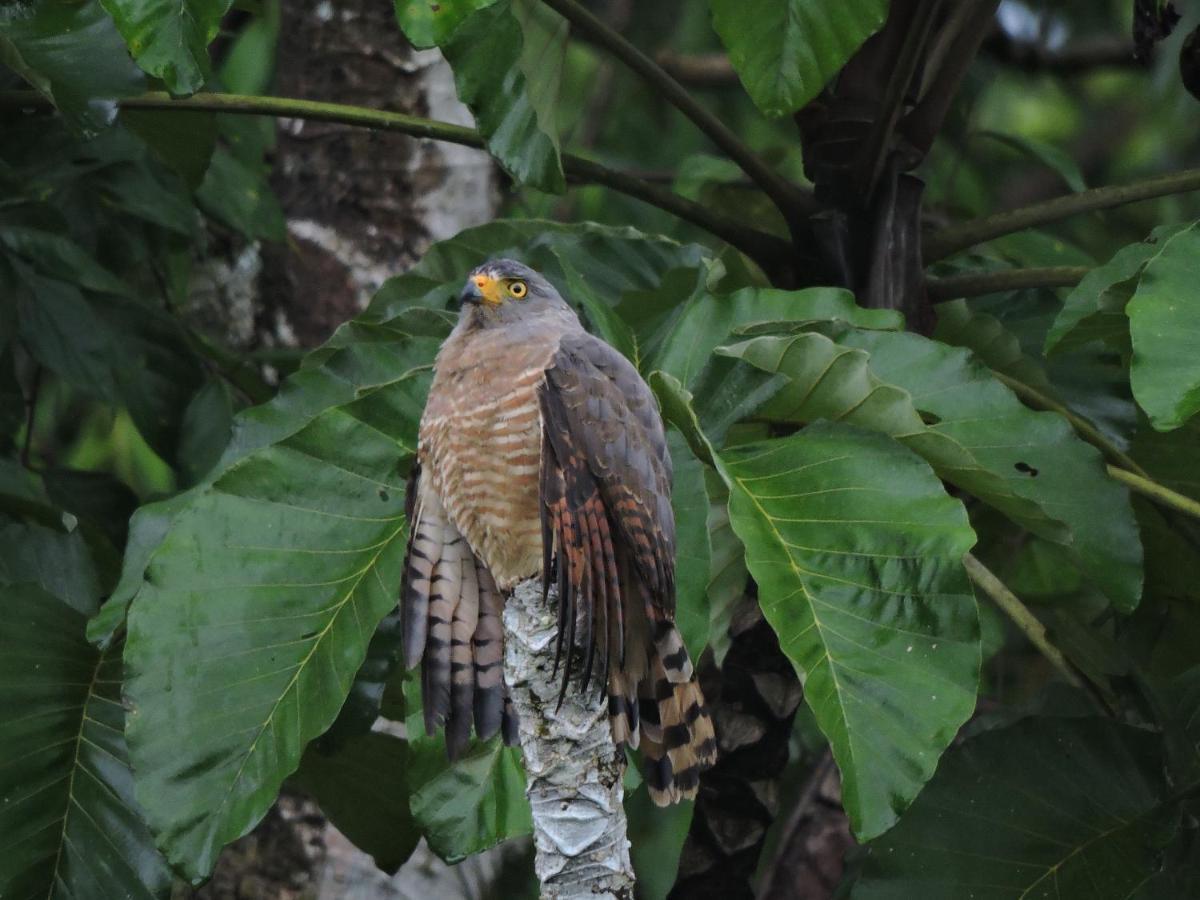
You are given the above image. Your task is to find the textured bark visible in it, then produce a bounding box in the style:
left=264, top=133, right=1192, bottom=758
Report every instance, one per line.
left=502, top=579, right=635, bottom=899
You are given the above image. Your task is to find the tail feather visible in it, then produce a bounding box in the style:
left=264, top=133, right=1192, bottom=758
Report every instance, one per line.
left=630, top=628, right=715, bottom=807
left=445, top=551, right=479, bottom=760
left=422, top=531, right=463, bottom=736
left=401, top=486, right=447, bottom=669
left=472, top=559, right=506, bottom=742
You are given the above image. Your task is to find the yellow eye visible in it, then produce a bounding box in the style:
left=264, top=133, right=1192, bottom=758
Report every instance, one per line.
left=508, top=280, right=528, bottom=299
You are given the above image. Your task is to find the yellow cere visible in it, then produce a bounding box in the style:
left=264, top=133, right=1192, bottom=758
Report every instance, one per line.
left=473, top=273, right=504, bottom=306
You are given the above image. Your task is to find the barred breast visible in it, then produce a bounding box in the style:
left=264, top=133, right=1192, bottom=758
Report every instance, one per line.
left=419, top=323, right=565, bottom=589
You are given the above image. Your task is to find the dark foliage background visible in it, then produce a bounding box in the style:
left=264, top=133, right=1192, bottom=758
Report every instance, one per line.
left=3, top=1, right=1200, bottom=897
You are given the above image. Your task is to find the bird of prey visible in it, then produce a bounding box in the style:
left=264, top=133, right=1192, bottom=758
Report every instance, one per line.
left=401, top=259, right=716, bottom=805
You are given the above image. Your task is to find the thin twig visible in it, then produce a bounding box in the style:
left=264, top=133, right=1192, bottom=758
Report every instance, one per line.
left=1107, top=465, right=1200, bottom=521
left=539, top=0, right=817, bottom=226
left=21, top=364, right=41, bottom=470
left=925, top=168, right=1200, bottom=261
left=0, top=90, right=789, bottom=268
left=927, top=265, right=1087, bottom=300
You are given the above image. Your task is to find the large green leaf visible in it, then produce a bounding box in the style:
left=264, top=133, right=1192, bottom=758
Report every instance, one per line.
left=99, top=0, right=232, bottom=94
left=414, top=0, right=567, bottom=192
left=0, top=584, right=172, bottom=899
left=720, top=422, right=979, bottom=840
left=669, top=430, right=711, bottom=658
left=1128, top=222, right=1200, bottom=430
left=124, top=335, right=434, bottom=880
left=1044, top=222, right=1190, bottom=357
left=0, top=0, right=144, bottom=134
left=650, top=286, right=901, bottom=388
left=852, top=717, right=1180, bottom=899
left=709, top=0, right=888, bottom=117
left=725, top=330, right=1142, bottom=611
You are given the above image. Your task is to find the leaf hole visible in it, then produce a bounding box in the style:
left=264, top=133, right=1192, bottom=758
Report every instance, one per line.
left=1014, top=461, right=1039, bottom=477
left=379, top=488, right=390, bottom=502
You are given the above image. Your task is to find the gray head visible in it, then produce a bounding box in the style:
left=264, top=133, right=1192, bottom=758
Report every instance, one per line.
left=456, top=259, right=574, bottom=329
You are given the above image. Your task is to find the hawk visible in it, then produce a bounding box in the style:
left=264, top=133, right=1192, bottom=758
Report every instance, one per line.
left=401, top=259, right=716, bottom=805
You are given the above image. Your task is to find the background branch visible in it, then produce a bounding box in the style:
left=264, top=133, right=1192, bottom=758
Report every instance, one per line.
left=963, top=553, right=1113, bottom=710
left=0, top=90, right=787, bottom=267
left=927, top=266, right=1087, bottom=300
left=540, top=0, right=817, bottom=225
left=925, top=168, right=1200, bottom=261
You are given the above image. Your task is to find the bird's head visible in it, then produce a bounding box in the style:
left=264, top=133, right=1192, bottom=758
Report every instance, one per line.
left=457, top=259, right=573, bottom=328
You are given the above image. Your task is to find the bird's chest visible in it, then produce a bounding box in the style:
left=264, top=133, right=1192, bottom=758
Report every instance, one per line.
left=419, top=332, right=556, bottom=587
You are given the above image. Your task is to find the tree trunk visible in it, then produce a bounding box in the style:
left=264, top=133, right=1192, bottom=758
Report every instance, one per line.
left=502, top=579, right=635, bottom=899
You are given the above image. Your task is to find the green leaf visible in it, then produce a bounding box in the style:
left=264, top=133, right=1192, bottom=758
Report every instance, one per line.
left=439, top=0, right=567, bottom=192
left=710, top=0, right=888, bottom=117
left=703, top=469, right=747, bottom=666
left=88, top=491, right=196, bottom=649
left=394, top=0, right=501, bottom=48
left=176, top=377, right=235, bottom=486
left=846, top=328, right=1143, bottom=611
left=650, top=286, right=902, bottom=388
left=123, top=344, right=432, bottom=880
left=0, top=0, right=145, bottom=134
left=725, top=330, right=1142, bottom=611
left=218, top=0, right=279, bottom=95
left=669, top=430, right=711, bottom=658
left=122, top=108, right=217, bottom=189
left=290, top=731, right=419, bottom=874
left=1044, top=222, right=1190, bottom=356
left=0, top=584, right=172, bottom=899
left=407, top=735, right=533, bottom=863
left=852, top=717, right=1180, bottom=899
left=196, top=147, right=286, bottom=241
left=99, top=0, right=233, bottom=95
left=720, top=422, right=979, bottom=840
left=0, top=520, right=104, bottom=616
left=1128, top=222, right=1200, bottom=430
left=626, top=786, right=693, bottom=900
left=978, top=130, right=1086, bottom=192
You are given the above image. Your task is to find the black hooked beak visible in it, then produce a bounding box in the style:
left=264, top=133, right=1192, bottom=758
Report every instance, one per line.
left=459, top=278, right=484, bottom=307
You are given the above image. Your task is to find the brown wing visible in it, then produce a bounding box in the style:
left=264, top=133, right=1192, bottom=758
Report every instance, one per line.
left=540, top=332, right=715, bottom=804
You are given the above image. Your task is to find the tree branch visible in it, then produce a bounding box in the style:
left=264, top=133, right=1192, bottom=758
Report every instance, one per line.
left=962, top=553, right=1113, bottom=711
left=982, top=32, right=1139, bottom=74
left=925, top=168, right=1200, bottom=261
left=539, top=0, right=817, bottom=226
left=503, top=579, right=635, bottom=899
left=1106, top=465, right=1200, bottom=521
left=927, top=266, right=1087, bottom=300
left=0, top=90, right=789, bottom=268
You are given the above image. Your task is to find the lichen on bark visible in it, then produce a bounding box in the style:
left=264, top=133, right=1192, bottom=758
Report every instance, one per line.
left=503, top=579, right=636, bottom=899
